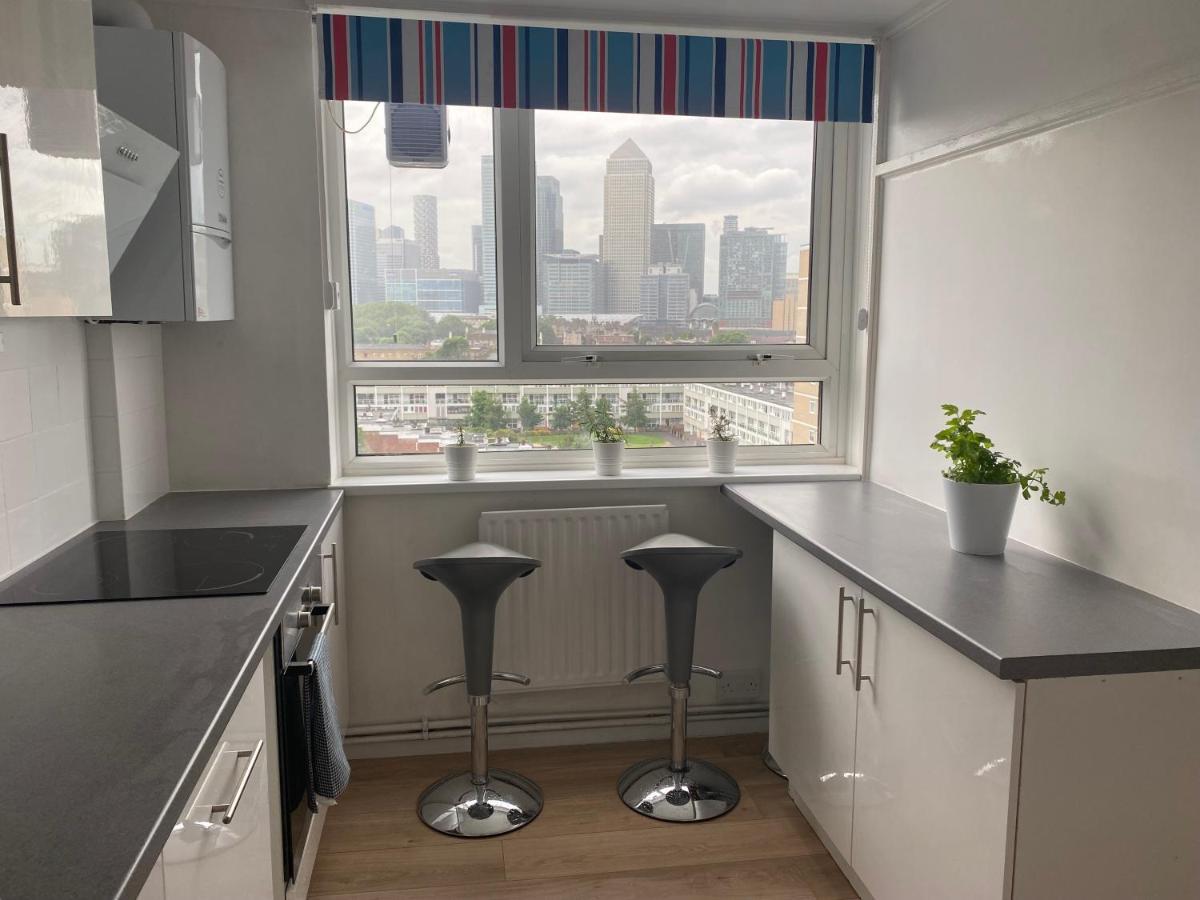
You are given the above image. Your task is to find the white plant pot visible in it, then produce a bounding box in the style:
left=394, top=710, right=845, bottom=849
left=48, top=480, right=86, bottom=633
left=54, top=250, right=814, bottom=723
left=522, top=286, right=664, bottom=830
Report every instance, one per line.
left=592, top=440, right=625, bottom=476
left=942, top=478, right=1019, bottom=555
left=444, top=444, right=477, bottom=482
left=706, top=438, right=738, bottom=474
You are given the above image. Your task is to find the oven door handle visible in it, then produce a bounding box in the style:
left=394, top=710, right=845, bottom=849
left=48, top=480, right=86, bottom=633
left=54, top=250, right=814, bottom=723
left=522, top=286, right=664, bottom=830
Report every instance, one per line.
left=209, top=740, right=265, bottom=825
left=284, top=602, right=336, bottom=677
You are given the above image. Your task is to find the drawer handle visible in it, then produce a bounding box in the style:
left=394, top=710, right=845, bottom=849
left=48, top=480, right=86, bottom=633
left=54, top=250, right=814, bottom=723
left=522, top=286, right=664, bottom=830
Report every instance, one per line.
left=836, top=588, right=854, bottom=676
left=855, top=599, right=876, bottom=692
left=210, top=740, right=264, bottom=824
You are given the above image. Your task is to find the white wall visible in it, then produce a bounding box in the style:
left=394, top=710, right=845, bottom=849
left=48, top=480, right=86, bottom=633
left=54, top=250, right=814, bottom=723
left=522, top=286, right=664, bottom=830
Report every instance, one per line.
left=0, top=320, right=94, bottom=577
left=344, top=487, right=772, bottom=746
left=142, top=0, right=331, bottom=490
left=870, top=0, right=1200, bottom=611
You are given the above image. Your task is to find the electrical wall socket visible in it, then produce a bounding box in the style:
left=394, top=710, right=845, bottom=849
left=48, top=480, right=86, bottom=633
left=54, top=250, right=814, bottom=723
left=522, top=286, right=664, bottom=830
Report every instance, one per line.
left=718, top=669, right=764, bottom=702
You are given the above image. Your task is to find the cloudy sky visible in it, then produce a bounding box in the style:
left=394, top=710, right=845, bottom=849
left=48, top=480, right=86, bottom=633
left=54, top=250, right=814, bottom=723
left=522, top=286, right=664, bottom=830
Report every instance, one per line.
left=343, top=103, right=814, bottom=295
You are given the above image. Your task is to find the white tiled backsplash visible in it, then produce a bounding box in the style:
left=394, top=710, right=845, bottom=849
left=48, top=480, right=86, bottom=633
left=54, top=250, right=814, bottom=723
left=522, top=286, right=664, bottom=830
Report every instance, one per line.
left=0, top=320, right=96, bottom=577
left=86, top=324, right=169, bottom=521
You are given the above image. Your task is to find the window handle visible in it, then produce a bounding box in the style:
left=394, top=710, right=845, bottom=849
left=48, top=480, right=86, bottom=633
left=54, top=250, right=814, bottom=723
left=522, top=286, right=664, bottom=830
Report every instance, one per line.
left=0, top=134, right=21, bottom=306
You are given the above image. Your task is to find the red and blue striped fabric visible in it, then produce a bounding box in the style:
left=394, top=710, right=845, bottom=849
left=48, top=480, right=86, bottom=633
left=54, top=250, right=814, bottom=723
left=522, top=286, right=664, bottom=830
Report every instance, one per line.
left=319, top=14, right=875, bottom=124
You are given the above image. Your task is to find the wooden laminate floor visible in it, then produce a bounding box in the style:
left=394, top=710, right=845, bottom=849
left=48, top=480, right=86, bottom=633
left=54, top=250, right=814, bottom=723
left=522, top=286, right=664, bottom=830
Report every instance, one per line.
left=310, top=733, right=859, bottom=899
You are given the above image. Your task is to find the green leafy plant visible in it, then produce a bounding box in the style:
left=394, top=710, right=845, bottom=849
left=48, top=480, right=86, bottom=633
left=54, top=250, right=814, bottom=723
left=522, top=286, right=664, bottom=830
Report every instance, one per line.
left=454, top=424, right=467, bottom=447
left=931, top=405, right=1066, bottom=505
left=708, top=406, right=735, bottom=442
left=577, top=395, right=624, bottom=444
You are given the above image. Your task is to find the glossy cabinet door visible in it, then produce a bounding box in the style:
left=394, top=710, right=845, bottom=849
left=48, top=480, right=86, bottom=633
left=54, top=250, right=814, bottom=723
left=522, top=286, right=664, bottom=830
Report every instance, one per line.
left=162, top=653, right=275, bottom=900
left=322, top=510, right=350, bottom=732
left=850, top=593, right=1019, bottom=900
left=0, top=0, right=111, bottom=316
left=769, top=533, right=860, bottom=860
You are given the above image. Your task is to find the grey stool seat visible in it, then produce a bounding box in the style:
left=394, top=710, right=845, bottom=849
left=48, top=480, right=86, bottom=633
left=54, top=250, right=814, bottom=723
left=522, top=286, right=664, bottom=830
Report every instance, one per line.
left=618, top=533, right=743, bottom=822
left=413, top=542, right=543, bottom=837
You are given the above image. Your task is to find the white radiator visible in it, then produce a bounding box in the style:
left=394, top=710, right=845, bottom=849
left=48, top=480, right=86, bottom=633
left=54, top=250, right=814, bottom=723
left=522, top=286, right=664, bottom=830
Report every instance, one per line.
left=479, top=505, right=668, bottom=690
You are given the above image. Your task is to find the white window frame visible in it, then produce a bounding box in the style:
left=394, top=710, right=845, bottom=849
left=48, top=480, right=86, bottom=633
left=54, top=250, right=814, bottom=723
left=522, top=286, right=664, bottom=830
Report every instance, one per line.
left=321, top=102, right=868, bottom=476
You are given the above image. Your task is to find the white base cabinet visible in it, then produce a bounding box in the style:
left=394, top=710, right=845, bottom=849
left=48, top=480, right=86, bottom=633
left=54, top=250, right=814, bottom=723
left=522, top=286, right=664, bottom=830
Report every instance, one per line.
left=769, top=533, right=1200, bottom=900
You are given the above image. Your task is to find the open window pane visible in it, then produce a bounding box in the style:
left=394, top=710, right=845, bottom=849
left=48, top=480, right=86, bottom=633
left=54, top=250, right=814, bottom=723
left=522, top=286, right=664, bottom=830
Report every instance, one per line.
left=343, top=103, right=497, bottom=361
left=354, top=382, right=819, bottom=456
left=534, top=110, right=814, bottom=348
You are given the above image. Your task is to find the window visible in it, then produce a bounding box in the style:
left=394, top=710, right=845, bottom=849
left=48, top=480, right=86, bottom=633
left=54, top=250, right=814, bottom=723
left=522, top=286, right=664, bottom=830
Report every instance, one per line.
left=355, top=382, right=820, bottom=456
left=327, top=100, right=864, bottom=471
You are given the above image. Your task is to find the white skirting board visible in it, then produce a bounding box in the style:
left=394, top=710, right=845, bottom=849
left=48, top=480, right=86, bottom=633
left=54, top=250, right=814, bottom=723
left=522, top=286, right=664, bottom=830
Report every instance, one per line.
left=342, top=705, right=767, bottom=760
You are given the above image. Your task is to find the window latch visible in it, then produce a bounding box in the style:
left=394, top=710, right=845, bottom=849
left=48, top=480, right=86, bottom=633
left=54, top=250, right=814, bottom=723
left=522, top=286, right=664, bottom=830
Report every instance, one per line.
left=750, top=352, right=799, bottom=365
left=564, top=354, right=600, bottom=365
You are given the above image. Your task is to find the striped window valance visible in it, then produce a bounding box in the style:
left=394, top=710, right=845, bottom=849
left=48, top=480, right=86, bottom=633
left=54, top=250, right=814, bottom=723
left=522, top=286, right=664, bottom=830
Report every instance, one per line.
left=318, top=14, right=875, bottom=124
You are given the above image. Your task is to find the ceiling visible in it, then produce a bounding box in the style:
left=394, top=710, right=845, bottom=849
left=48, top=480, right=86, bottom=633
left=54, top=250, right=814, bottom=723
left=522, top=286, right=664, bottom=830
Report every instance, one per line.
left=334, top=0, right=941, bottom=39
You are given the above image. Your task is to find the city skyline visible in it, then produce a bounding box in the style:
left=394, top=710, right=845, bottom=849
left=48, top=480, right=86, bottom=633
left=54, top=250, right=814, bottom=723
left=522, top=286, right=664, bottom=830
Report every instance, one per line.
left=343, top=104, right=814, bottom=293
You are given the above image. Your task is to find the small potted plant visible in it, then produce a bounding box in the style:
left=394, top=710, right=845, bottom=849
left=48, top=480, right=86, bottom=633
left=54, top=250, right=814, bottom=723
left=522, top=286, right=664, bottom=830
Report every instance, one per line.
left=706, top=406, right=738, bottom=474
left=582, top=405, right=625, bottom=476
left=931, top=404, right=1065, bottom=555
left=444, top=425, right=477, bottom=482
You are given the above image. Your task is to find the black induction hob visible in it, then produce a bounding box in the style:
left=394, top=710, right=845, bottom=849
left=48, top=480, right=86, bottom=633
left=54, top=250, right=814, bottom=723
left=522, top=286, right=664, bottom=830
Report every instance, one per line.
left=0, top=526, right=306, bottom=607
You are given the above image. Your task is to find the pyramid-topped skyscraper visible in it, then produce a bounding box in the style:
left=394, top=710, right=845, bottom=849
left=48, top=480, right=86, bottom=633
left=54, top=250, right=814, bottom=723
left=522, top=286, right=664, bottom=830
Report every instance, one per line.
left=601, top=139, right=654, bottom=315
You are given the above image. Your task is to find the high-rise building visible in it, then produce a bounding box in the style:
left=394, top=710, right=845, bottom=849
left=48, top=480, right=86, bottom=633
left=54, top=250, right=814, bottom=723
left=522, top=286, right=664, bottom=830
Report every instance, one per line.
left=535, top=176, right=564, bottom=258
left=347, top=200, right=379, bottom=304
left=718, top=216, right=788, bottom=327
left=541, top=251, right=605, bottom=316
left=413, top=194, right=440, bottom=269
left=771, top=247, right=811, bottom=337
left=651, top=223, right=706, bottom=296
left=480, top=156, right=497, bottom=315
left=601, top=139, right=654, bottom=314
left=377, top=226, right=421, bottom=302
left=471, top=225, right=483, bottom=275
left=384, top=268, right=482, bottom=314
left=639, top=264, right=692, bottom=323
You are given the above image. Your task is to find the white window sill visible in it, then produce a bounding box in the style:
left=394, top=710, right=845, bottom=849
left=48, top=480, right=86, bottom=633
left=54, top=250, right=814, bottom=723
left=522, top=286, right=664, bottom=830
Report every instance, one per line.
left=332, top=463, right=861, bottom=495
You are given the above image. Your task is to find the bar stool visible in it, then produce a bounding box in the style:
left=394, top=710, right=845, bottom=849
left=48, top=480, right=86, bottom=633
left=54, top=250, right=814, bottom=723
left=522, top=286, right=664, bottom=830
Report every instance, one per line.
left=413, top=542, right=543, bottom=837
left=618, top=533, right=743, bottom=822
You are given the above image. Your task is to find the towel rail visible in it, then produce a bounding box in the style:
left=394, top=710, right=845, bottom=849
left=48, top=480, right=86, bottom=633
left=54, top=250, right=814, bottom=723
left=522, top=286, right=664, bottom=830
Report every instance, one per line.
left=284, top=602, right=336, bottom=677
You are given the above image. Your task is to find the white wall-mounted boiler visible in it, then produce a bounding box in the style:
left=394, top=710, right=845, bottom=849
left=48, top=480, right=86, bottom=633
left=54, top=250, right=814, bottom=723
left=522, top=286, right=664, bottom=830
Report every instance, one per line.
left=94, top=26, right=233, bottom=321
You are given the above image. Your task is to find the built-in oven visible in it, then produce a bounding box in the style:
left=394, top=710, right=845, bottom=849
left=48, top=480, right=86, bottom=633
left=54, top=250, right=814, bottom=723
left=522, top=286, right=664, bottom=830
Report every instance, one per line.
left=273, top=551, right=334, bottom=888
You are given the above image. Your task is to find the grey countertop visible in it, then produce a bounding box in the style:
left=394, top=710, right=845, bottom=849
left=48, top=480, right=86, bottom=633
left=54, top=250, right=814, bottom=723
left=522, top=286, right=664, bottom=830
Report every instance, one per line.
left=0, top=489, right=343, bottom=900
left=725, top=481, right=1200, bottom=680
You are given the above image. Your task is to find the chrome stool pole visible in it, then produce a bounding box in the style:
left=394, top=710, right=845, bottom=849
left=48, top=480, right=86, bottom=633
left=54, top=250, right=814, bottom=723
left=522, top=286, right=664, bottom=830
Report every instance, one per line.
left=412, top=543, right=543, bottom=838
left=617, top=534, right=743, bottom=823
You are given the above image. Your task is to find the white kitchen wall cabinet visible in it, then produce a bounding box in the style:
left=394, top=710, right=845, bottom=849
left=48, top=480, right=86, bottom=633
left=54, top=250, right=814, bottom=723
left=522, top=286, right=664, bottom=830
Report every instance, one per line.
left=159, top=652, right=275, bottom=900
left=0, top=0, right=112, bottom=317
left=769, top=534, right=858, bottom=859
left=769, top=533, right=1200, bottom=900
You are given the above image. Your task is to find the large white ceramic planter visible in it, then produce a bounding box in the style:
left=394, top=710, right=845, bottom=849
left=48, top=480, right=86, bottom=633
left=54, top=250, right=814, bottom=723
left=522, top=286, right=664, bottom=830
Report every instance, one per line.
left=706, top=438, right=738, bottom=474
left=444, top=444, right=478, bottom=481
left=592, top=440, right=625, bottom=476
left=943, top=478, right=1019, bottom=555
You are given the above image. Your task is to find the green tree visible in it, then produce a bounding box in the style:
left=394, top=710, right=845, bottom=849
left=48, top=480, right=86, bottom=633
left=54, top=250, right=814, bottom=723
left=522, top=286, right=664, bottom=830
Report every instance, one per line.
left=712, top=330, right=750, bottom=344
left=571, top=388, right=595, bottom=428
left=550, top=404, right=575, bottom=430
left=516, top=395, right=543, bottom=431
left=434, top=315, right=467, bottom=339
left=624, top=389, right=650, bottom=430
left=352, top=301, right=435, bottom=346
left=464, top=390, right=508, bottom=431
left=435, top=335, right=470, bottom=359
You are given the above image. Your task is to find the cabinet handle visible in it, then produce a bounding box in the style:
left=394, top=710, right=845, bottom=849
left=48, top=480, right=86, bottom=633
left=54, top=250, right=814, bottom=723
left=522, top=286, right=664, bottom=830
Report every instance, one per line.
left=210, top=740, right=264, bottom=825
left=0, top=134, right=21, bottom=306
left=835, top=588, right=854, bottom=675
left=322, top=542, right=339, bottom=625
left=854, top=598, right=876, bottom=692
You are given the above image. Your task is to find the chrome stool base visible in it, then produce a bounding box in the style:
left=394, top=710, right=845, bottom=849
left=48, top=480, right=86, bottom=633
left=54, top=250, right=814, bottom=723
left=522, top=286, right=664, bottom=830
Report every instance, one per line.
left=617, top=758, right=740, bottom=823
left=417, top=769, right=543, bottom=838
